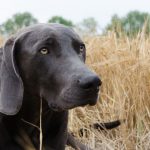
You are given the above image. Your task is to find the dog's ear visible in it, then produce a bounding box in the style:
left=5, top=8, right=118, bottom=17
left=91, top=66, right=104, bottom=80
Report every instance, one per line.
left=0, top=36, right=24, bottom=115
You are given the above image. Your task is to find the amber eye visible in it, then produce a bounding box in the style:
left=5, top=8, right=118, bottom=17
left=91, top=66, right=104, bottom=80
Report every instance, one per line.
left=79, top=45, right=85, bottom=53
left=40, top=48, right=49, bottom=55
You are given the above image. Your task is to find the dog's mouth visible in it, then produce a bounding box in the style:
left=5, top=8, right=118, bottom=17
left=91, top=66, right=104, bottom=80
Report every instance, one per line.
left=47, top=87, right=100, bottom=111
left=63, top=89, right=99, bottom=105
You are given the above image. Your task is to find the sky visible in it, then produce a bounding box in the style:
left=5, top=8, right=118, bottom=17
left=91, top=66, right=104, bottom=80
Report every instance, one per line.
left=0, top=0, right=150, bottom=30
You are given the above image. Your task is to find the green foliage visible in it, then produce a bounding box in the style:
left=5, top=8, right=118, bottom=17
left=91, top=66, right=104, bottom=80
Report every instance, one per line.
left=122, top=11, right=150, bottom=36
left=77, top=17, right=98, bottom=35
left=2, top=10, right=150, bottom=37
left=106, top=11, right=150, bottom=37
left=0, top=12, right=38, bottom=35
left=106, top=15, right=123, bottom=36
left=48, top=16, right=73, bottom=27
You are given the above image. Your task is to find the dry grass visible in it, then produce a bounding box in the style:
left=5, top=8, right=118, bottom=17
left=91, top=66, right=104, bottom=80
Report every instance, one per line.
left=68, top=31, right=150, bottom=150
left=0, top=30, right=150, bottom=150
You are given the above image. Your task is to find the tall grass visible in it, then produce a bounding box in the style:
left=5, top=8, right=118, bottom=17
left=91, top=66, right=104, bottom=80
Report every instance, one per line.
left=0, top=30, right=150, bottom=150
left=68, top=31, right=150, bottom=150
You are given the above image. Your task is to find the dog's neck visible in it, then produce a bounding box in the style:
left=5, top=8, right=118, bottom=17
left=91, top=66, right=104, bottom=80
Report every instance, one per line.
left=19, top=90, right=49, bottom=125
left=19, top=89, right=68, bottom=126
left=9, top=90, right=68, bottom=149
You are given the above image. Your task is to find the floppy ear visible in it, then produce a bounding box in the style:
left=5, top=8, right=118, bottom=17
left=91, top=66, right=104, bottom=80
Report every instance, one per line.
left=0, top=37, right=24, bottom=115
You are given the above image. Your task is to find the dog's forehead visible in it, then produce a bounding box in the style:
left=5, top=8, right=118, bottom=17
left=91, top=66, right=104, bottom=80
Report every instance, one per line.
left=20, top=24, right=82, bottom=43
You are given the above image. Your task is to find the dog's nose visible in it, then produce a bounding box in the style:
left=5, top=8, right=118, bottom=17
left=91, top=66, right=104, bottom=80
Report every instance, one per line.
left=78, top=75, right=102, bottom=89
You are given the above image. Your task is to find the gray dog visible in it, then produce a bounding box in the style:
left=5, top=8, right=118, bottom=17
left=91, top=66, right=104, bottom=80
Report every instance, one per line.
left=0, top=24, right=120, bottom=150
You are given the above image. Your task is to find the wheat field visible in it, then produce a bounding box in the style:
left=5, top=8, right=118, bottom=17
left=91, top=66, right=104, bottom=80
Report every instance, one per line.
left=0, top=30, right=150, bottom=150
left=68, top=31, right=150, bottom=150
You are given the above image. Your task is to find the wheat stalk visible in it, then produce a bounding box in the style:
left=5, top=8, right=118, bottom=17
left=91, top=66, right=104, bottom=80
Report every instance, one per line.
left=39, top=97, right=43, bottom=150
left=21, top=98, right=43, bottom=150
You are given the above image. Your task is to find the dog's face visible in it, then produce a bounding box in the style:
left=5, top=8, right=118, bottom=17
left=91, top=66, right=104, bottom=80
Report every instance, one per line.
left=1, top=24, right=101, bottom=114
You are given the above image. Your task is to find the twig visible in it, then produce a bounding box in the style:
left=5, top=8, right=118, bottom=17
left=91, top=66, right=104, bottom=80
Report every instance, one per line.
left=39, top=97, right=43, bottom=150
left=21, top=97, right=43, bottom=150
left=21, top=119, right=40, bottom=131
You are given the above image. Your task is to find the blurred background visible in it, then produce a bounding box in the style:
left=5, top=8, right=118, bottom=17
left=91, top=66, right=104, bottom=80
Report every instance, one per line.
left=0, top=0, right=150, bottom=37
left=0, top=1, right=150, bottom=150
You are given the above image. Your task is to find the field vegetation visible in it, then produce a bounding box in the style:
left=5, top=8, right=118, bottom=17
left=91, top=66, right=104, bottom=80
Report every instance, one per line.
left=68, top=29, right=150, bottom=150
left=0, top=27, right=150, bottom=150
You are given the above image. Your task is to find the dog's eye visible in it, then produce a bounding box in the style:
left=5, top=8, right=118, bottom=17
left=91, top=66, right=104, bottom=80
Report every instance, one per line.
left=40, top=48, right=49, bottom=55
left=79, top=45, right=85, bottom=54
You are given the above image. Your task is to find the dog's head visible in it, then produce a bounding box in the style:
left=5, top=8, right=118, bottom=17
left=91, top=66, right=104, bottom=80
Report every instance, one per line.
left=0, top=23, right=102, bottom=115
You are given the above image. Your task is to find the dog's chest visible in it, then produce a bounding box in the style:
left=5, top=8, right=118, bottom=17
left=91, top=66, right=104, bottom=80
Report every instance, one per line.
left=14, top=107, right=51, bottom=148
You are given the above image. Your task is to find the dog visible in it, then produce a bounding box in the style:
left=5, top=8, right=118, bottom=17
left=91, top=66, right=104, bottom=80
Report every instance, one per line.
left=0, top=23, right=120, bottom=150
